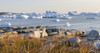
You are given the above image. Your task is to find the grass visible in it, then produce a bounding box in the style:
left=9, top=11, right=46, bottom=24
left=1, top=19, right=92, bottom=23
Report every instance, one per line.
left=0, top=35, right=91, bottom=53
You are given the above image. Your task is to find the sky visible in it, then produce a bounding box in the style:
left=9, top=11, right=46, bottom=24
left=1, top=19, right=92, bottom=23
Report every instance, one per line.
left=0, top=0, right=100, bottom=13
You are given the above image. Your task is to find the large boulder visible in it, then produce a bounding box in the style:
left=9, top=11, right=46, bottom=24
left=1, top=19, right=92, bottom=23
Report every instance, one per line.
left=29, top=29, right=48, bottom=38
left=68, top=37, right=81, bottom=46
left=88, top=30, right=100, bottom=38
left=29, top=31, right=41, bottom=38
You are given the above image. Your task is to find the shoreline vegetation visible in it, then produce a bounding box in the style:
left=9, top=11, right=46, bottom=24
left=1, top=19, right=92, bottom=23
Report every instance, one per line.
left=0, top=26, right=99, bottom=53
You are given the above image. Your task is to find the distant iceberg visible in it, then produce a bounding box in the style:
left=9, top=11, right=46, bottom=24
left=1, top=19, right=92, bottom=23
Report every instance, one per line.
left=14, top=15, right=29, bottom=19
left=43, top=11, right=58, bottom=18
left=68, top=11, right=79, bottom=16
left=43, top=11, right=72, bottom=19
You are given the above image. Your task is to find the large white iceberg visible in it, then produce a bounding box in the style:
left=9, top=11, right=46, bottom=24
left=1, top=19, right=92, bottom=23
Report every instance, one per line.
left=43, top=11, right=58, bottom=18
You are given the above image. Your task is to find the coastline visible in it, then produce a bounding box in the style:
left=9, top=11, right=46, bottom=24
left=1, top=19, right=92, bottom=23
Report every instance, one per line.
left=0, top=26, right=100, bottom=53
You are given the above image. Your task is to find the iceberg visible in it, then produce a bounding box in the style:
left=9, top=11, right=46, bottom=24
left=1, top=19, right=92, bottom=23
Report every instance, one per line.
left=68, top=11, right=79, bottom=16
left=43, top=11, right=57, bottom=18
left=31, top=13, right=43, bottom=19
left=14, top=15, right=29, bottom=19
left=21, top=15, right=29, bottom=19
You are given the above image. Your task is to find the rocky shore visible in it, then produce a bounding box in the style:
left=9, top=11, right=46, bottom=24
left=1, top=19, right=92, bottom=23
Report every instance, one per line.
left=0, top=26, right=100, bottom=53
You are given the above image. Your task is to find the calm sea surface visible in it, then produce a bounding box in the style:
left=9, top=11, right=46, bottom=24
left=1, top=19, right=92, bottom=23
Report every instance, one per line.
left=0, top=15, right=100, bottom=32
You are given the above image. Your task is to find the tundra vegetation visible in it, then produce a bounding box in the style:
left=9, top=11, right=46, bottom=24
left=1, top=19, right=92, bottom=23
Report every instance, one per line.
left=0, top=27, right=97, bottom=53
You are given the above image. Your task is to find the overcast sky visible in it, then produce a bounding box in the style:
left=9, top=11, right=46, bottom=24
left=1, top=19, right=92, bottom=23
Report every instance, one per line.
left=0, top=0, right=100, bottom=13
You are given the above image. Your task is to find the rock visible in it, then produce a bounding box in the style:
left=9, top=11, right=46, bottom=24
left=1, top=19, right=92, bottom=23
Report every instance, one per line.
left=41, top=32, right=48, bottom=37
left=9, top=43, right=14, bottom=46
left=66, top=32, right=72, bottom=36
left=29, top=30, right=41, bottom=38
left=87, top=38, right=97, bottom=41
left=45, top=40, right=54, bottom=44
left=80, top=34, right=87, bottom=37
left=65, top=32, right=75, bottom=39
left=36, top=26, right=43, bottom=28
left=12, top=31, right=18, bottom=34
left=92, top=40, right=100, bottom=50
left=29, top=29, right=48, bottom=38
left=68, top=37, right=81, bottom=46
left=40, top=28, right=48, bottom=37
left=46, top=28, right=60, bottom=34
left=48, top=32, right=58, bottom=36
left=0, top=30, right=5, bottom=32
left=17, top=30, right=30, bottom=34
left=68, top=29, right=84, bottom=36
left=80, top=31, right=87, bottom=37
left=4, top=31, right=18, bottom=35
left=88, top=30, right=100, bottom=38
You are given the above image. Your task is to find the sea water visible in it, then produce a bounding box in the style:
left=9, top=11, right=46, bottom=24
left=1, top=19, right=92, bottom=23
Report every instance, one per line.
left=0, top=15, right=100, bottom=32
